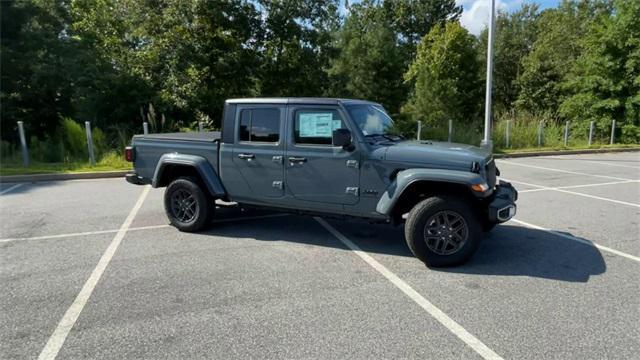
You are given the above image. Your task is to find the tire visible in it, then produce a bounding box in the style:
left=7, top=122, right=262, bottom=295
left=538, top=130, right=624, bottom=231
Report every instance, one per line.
left=164, top=176, right=214, bottom=232
left=404, top=196, right=482, bottom=267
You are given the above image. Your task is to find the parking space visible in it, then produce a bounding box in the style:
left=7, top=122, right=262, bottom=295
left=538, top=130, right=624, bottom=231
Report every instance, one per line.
left=1, top=152, right=639, bottom=359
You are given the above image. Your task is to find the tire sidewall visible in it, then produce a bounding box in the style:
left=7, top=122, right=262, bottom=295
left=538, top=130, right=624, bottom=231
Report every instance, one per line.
left=164, top=177, right=212, bottom=232
left=405, top=196, right=482, bottom=267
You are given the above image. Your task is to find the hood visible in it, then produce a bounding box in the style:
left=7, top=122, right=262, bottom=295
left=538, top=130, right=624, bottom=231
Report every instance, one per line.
left=383, top=140, right=490, bottom=170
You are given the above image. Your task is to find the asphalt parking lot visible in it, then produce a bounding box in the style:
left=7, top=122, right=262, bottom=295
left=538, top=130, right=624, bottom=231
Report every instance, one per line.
left=1, top=151, right=639, bottom=360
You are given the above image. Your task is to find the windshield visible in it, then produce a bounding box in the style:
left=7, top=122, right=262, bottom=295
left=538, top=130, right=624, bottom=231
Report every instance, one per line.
left=345, top=104, right=395, bottom=136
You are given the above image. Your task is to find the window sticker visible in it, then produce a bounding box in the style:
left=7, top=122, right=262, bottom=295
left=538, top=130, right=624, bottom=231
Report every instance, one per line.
left=299, top=113, right=334, bottom=137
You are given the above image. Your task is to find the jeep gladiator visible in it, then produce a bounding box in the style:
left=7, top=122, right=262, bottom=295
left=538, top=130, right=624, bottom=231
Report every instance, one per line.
left=125, top=98, right=517, bottom=266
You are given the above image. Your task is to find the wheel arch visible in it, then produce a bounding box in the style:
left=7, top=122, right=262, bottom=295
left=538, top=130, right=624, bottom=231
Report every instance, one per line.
left=376, top=168, right=488, bottom=223
left=153, top=153, right=226, bottom=198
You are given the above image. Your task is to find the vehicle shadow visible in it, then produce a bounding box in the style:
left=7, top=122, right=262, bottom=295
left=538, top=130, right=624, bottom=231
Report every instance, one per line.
left=206, top=209, right=606, bottom=283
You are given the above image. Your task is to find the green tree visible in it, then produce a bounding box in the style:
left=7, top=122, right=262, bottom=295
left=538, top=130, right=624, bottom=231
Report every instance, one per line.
left=516, top=0, right=612, bottom=115
left=257, top=0, right=340, bottom=97
left=1, top=0, right=78, bottom=139
left=559, top=0, right=639, bottom=140
left=382, top=0, right=462, bottom=59
left=328, top=0, right=406, bottom=114
left=477, top=4, right=540, bottom=113
left=403, top=21, right=481, bottom=127
left=71, top=0, right=263, bottom=129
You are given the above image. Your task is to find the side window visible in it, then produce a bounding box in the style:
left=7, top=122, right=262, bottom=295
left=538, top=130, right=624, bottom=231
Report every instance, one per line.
left=238, top=108, right=280, bottom=143
left=294, top=109, right=345, bottom=145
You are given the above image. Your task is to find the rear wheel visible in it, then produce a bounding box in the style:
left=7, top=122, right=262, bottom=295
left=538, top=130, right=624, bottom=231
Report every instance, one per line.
left=164, top=177, right=214, bottom=232
left=405, top=196, right=482, bottom=267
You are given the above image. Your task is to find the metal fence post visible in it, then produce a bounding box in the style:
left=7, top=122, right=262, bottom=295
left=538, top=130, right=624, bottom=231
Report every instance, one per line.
left=143, top=122, right=149, bottom=135
left=85, top=121, right=96, bottom=166
left=537, top=121, right=543, bottom=147
left=610, top=120, right=616, bottom=145
left=448, top=120, right=453, bottom=142
left=17, top=121, right=29, bottom=167
left=417, top=121, right=422, bottom=141
left=564, top=121, right=570, bottom=147
left=505, top=120, right=511, bottom=148
left=588, top=121, right=594, bottom=146
left=198, top=121, right=204, bottom=132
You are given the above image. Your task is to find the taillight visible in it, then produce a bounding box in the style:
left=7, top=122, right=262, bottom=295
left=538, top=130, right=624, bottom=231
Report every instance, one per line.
left=124, top=146, right=135, bottom=162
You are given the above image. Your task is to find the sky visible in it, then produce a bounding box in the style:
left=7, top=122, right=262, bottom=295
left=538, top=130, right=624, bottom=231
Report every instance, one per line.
left=458, top=0, right=560, bottom=35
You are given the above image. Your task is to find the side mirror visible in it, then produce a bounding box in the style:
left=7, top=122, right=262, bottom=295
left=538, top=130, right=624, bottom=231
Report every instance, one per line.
left=332, top=128, right=353, bottom=150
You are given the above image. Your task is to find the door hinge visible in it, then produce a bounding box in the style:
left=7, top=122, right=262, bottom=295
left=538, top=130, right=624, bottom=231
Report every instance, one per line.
left=272, top=155, right=283, bottom=164
left=346, top=160, right=359, bottom=168
left=272, top=181, right=283, bottom=190
left=345, top=187, right=359, bottom=196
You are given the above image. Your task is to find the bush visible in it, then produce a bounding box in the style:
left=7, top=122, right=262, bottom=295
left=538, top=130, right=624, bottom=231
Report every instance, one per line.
left=0, top=140, right=18, bottom=163
left=620, top=124, right=640, bottom=144
left=92, top=127, right=107, bottom=159
left=61, top=117, right=87, bottom=160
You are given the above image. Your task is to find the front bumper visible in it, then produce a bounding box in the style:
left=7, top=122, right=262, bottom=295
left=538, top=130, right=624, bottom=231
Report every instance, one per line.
left=487, top=180, right=518, bottom=223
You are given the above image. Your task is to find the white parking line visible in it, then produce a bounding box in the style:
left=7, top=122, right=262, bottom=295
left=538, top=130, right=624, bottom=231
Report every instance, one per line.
left=314, top=217, right=504, bottom=360
left=555, top=158, right=640, bottom=170
left=0, top=183, right=23, bottom=195
left=0, top=225, right=168, bottom=243
left=511, top=218, right=640, bottom=263
left=38, top=186, right=151, bottom=360
left=497, top=160, right=634, bottom=181
left=504, top=178, right=640, bottom=208
left=517, top=180, right=639, bottom=193
left=0, top=214, right=289, bottom=243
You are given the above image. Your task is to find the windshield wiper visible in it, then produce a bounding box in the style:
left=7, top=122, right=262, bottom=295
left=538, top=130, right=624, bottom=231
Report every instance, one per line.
left=365, top=134, right=403, bottom=142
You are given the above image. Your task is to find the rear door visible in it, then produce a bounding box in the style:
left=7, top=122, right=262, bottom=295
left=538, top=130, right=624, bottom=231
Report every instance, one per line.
left=231, top=105, right=285, bottom=199
left=284, top=105, right=360, bottom=205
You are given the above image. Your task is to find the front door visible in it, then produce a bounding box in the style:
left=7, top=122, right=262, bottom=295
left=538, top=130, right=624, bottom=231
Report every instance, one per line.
left=285, top=105, right=360, bottom=205
left=232, top=105, right=285, bottom=199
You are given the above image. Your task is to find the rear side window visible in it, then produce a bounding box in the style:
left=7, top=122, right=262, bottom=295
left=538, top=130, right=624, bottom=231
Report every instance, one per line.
left=239, top=108, right=280, bottom=143
left=294, top=109, right=345, bottom=145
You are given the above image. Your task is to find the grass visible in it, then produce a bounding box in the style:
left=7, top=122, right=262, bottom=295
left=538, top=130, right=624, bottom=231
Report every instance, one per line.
left=0, top=151, right=131, bottom=176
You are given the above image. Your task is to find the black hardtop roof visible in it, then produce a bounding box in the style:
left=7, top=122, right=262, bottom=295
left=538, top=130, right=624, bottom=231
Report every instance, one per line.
left=225, top=97, right=381, bottom=106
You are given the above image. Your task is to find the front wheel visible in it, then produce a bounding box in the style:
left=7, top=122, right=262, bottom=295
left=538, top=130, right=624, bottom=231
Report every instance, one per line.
left=404, top=196, right=482, bottom=267
left=164, top=177, right=214, bottom=232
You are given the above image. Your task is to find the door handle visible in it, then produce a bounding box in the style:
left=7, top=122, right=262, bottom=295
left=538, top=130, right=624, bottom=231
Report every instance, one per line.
left=288, top=157, right=307, bottom=164
left=238, top=153, right=255, bottom=160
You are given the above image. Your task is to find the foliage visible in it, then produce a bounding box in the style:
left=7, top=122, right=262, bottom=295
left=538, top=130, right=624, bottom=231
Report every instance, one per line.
left=403, top=22, right=481, bottom=127
left=516, top=1, right=611, bottom=115
left=382, top=0, right=462, bottom=59
left=1, top=0, right=639, bottom=161
left=478, top=4, right=540, bottom=113
left=60, top=117, right=87, bottom=160
left=328, top=0, right=406, bottom=115
left=559, top=0, right=639, bottom=132
left=0, top=150, right=131, bottom=176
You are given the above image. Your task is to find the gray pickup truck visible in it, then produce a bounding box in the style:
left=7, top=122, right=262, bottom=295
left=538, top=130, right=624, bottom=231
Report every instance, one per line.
left=125, top=98, right=517, bottom=267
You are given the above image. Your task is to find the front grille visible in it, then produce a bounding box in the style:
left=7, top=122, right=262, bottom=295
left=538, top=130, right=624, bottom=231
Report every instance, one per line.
left=485, top=158, right=497, bottom=189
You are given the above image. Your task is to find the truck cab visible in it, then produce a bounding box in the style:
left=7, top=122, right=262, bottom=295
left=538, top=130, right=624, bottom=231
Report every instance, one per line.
left=126, top=98, right=517, bottom=267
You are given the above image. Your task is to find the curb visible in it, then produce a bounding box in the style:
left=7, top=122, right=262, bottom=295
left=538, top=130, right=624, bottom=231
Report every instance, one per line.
left=0, top=170, right=129, bottom=184
left=494, top=147, right=640, bottom=159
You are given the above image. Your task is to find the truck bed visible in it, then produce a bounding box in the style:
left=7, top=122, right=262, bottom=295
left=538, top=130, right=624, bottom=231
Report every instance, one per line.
left=133, top=131, right=221, bottom=142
